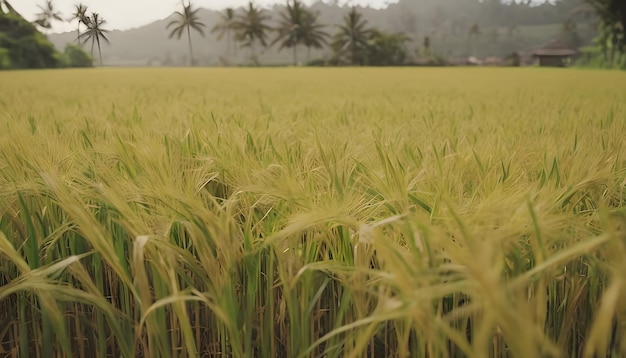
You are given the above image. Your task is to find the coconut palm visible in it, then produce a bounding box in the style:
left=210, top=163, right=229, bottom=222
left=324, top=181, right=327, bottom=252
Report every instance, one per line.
left=69, top=3, right=88, bottom=44
left=167, top=1, right=206, bottom=66
left=1, top=0, right=25, bottom=19
left=301, top=9, right=329, bottom=62
left=34, top=0, right=63, bottom=32
left=211, top=8, right=238, bottom=59
left=272, top=0, right=306, bottom=66
left=0, top=0, right=14, bottom=14
left=331, top=7, right=371, bottom=65
left=235, top=2, right=272, bottom=65
left=584, top=0, right=625, bottom=58
left=79, top=13, right=109, bottom=66
left=596, top=0, right=625, bottom=61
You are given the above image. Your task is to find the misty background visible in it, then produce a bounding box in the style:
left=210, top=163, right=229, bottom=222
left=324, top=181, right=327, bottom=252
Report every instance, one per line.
left=19, top=0, right=598, bottom=66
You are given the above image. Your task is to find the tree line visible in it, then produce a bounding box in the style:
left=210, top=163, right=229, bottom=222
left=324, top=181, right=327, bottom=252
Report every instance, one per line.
left=17, top=0, right=408, bottom=67
left=0, top=0, right=91, bottom=69
left=2, top=0, right=625, bottom=68
left=168, top=0, right=625, bottom=68
left=167, top=1, right=411, bottom=67
left=22, top=0, right=414, bottom=67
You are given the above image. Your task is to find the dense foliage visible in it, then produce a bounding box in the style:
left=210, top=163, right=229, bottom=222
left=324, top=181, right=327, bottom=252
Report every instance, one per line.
left=0, top=11, right=58, bottom=69
left=0, top=8, right=92, bottom=69
left=575, top=0, right=626, bottom=68
left=62, top=43, right=92, bottom=68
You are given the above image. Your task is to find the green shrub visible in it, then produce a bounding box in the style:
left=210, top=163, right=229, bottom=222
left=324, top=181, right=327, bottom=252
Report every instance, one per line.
left=0, top=11, right=61, bottom=69
left=63, top=44, right=92, bottom=68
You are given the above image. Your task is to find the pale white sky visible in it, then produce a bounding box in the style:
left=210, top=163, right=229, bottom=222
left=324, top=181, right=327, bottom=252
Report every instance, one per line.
left=10, top=0, right=396, bottom=33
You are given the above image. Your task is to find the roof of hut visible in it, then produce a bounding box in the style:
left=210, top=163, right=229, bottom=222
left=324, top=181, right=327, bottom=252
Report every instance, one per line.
left=533, top=39, right=576, bottom=57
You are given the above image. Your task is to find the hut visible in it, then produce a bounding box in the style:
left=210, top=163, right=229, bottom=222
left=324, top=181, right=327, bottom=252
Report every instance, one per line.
left=483, top=56, right=503, bottom=66
left=532, top=39, right=576, bottom=67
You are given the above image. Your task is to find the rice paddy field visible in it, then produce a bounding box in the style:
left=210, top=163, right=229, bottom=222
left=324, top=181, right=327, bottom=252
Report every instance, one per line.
left=0, top=67, right=625, bottom=357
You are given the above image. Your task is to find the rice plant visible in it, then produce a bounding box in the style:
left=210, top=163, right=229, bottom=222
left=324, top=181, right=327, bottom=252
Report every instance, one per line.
left=0, top=67, right=625, bottom=357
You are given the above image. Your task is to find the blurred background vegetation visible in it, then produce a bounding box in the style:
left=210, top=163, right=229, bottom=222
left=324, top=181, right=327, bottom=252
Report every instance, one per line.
left=0, top=1, right=92, bottom=69
left=0, top=0, right=624, bottom=69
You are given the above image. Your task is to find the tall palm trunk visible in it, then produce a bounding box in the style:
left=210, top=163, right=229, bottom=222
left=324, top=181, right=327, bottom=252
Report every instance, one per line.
left=187, top=26, right=194, bottom=66
left=350, top=40, right=356, bottom=65
left=610, top=28, right=619, bottom=66
left=293, top=44, right=297, bottom=66
left=96, top=36, right=103, bottom=66
left=472, top=35, right=479, bottom=57
left=249, top=40, right=256, bottom=65
left=226, top=30, right=231, bottom=58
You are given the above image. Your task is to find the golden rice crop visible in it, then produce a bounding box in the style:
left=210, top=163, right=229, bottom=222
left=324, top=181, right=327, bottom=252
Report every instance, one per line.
left=0, top=67, right=625, bottom=357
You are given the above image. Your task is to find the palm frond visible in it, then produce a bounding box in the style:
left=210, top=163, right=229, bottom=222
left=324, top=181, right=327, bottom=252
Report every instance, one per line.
left=190, top=23, right=205, bottom=37
left=168, top=26, right=184, bottom=39
left=167, top=20, right=181, bottom=30
left=166, top=3, right=205, bottom=38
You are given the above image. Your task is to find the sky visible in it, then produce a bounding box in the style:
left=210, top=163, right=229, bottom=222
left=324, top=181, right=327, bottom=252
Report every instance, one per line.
left=9, top=0, right=397, bottom=34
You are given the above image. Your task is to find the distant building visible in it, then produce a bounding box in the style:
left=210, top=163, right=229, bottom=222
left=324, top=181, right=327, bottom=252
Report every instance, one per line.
left=447, top=58, right=467, bottom=66
left=532, top=39, right=576, bottom=67
left=483, top=56, right=503, bottom=66
left=466, top=56, right=483, bottom=66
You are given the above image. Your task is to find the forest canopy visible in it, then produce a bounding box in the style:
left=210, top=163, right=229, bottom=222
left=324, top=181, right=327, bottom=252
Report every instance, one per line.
left=0, top=2, right=91, bottom=69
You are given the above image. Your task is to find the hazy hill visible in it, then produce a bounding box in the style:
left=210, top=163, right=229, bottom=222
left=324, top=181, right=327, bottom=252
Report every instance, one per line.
left=47, top=0, right=596, bottom=66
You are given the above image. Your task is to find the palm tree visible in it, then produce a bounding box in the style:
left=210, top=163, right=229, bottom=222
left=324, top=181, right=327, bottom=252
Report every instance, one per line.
left=235, top=2, right=272, bottom=65
left=1, top=0, right=23, bottom=18
left=331, top=7, right=371, bottom=65
left=0, top=0, right=11, bottom=14
left=167, top=1, right=206, bottom=66
left=79, top=13, right=109, bottom=66
left=69, top=3, right=88, bottom=44
left=272, top=0, right=306, bottom=66
left=211, top=8, right=238, bottom=60
left=584, top=0, right=625, bottom=60
left=34, top=0, right=63, bottom=32
left=301, top=9, right=329, bottom=62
